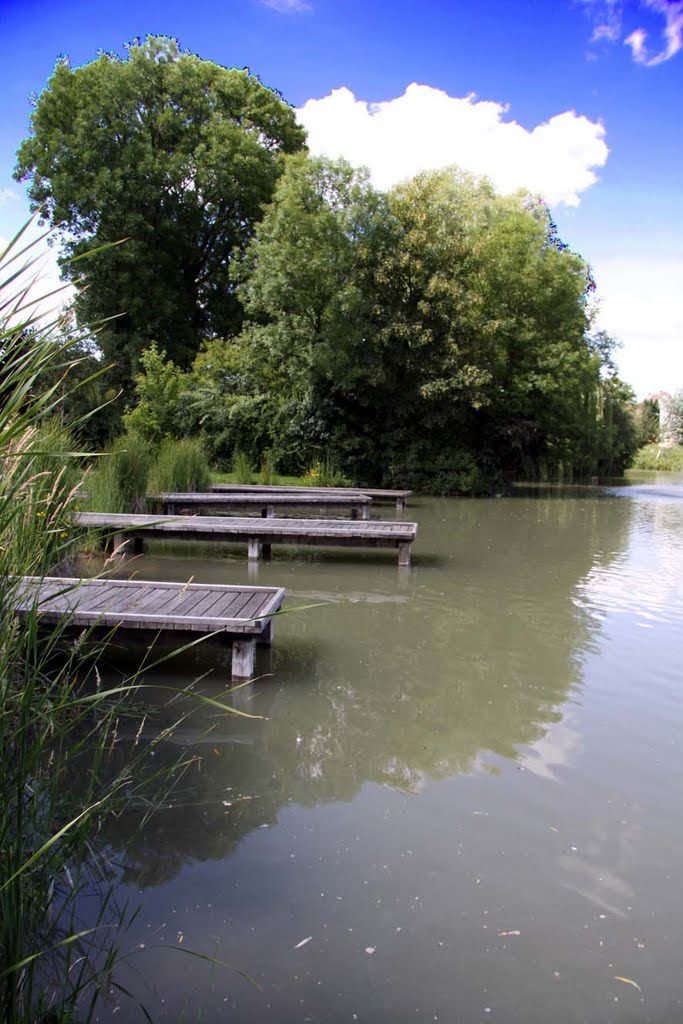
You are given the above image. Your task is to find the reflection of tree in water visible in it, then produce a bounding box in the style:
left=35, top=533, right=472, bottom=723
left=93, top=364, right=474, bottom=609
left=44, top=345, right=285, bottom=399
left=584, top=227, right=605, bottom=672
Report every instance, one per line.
left=99, top=494, right=633, bottom=887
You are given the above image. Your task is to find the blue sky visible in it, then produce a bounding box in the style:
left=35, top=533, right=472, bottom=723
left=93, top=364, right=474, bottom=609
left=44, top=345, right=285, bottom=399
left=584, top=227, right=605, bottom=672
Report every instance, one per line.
left=1, top=0, right=681, bottom=398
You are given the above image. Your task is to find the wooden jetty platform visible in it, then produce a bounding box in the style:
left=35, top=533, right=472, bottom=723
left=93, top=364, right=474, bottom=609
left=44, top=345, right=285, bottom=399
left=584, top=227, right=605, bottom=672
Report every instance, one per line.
left=12, top=576, right=285, bottom=679
left=158, top=491, right=372, bottom=519
left=75, top=512, right=417, bottom=565
left=209, top=483, right=412, bottom=510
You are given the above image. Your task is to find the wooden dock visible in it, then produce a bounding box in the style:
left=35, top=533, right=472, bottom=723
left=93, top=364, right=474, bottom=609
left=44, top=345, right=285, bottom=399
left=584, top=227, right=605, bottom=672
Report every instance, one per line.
left=75, top=512, right=417, bottom=565
left=158, top=491, right=372, bottom=519
left=12, top=576, right=285, bottom=679
left=209, top=483, right=412, bottom=510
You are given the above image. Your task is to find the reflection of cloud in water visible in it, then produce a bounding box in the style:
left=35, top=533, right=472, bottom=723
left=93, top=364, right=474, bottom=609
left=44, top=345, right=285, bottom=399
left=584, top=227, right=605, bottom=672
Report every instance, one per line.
left=555, top=817, right=641, bottom=919
left=519, top=713, right=582, bottom=781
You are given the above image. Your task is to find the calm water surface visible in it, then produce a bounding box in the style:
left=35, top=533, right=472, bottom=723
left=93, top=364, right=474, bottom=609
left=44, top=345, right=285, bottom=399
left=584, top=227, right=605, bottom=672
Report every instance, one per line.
left=97, top=479, right=683, bottom=1023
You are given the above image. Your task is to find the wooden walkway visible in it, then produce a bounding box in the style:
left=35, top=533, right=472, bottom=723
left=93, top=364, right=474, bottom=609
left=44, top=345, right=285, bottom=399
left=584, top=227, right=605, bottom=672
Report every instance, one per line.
left=75, top=512, right=417, bottom=565
left=159, top=491, right=372, bottom=519
left=12, top=576, right=285, bottom=679
left=209, top=483, right=412, bottom=510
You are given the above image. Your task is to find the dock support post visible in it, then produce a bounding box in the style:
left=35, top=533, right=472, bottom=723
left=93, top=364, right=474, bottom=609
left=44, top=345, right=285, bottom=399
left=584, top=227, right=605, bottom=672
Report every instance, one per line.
left=396, top=497, right=406, bottom=511
left=362, top=504, right=370, bottom=521
left=398, top=541, right=412, bottom=567
left=351, top=507, right=358, bottom=520
left=133, top=536, right=145, bottom=555
left=259, top=618, right=274, bottom=645
left=113, top=532, right=130, bottom=557
left=231, top=639, right=256, bottom=680
left=248, top=538, right=261, bottom=561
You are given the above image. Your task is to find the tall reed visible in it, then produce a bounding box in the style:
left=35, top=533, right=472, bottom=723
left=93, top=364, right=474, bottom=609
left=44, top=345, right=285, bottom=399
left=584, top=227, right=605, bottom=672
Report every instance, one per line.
left=147, top=436, right=211, bottom=494
left=85, top=433, right=151, bottom=513
left=0, top=225, right=251, bottom=1021
left=232, top=449, right=253, bottom=485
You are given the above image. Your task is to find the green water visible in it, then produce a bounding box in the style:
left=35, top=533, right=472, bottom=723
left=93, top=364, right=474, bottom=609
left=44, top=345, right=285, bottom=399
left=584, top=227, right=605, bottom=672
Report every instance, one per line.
left=96, top=480, right=683, bottom=1023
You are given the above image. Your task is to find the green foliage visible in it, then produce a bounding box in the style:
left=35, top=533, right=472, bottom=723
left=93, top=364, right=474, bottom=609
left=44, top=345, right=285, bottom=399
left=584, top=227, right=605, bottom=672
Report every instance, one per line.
left=224, top=157, right=628, bottom=491
left=86, top=433, right=151, bottom=513
left=632, top=443, right=683, bottom=472
left=147, top=437, right=211, bottom=494
left=232, top=450, right=253, bottom=484
left=258, top=452, right=277, bottom=485
left=633, top=398, right=660, bottom=446
left=123, top=343, right=187, bottom=443
left=14, top=35, right=307, bottom=396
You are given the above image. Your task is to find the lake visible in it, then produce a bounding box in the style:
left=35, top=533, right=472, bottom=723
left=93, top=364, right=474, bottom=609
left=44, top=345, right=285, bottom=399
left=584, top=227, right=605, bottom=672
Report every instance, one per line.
left=94, top=475, right=683, bottom=1023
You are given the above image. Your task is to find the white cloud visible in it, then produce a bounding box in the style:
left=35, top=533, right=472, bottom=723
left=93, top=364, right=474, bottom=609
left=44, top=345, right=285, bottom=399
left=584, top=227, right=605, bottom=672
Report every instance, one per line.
left=625, top=0, right=683, bottom=65
left=585, top=0, right=622, bottom=42
left=580, top=0, right=683, bottom=65
left=261, top=0, right=311, bottom=12
left=591, top=257, right=683, bottom=396
left=297, top=84, right=608, bottom=207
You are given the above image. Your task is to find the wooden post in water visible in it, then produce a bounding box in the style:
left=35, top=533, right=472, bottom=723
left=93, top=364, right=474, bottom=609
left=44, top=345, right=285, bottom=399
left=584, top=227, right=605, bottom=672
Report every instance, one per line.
left=231, top=638, right=255, bottom=679
left=248, top=538, right=261, bottom=561
left=362, top=504, right=370, bottom=520
left=398, top=541, right=412, bottom=567
left=113, top=532, right=130, bottom=557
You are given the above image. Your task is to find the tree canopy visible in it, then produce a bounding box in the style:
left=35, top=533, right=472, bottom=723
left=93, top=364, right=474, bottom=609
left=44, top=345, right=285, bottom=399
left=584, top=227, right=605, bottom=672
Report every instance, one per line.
left=14, top=35, right=306, bottom=396
left=175, top=156, right=634, bottom=489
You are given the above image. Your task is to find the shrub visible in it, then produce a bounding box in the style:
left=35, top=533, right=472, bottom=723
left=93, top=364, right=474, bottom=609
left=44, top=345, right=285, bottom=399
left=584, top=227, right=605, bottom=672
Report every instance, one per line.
left=258, top=451, right=277, bottom=485
left=86, top=433, right=152, bottom=513
left=232, top=450, right=253, bottom=485
left=147, top=437, right=211, bottom=494
left=300, top=456, right=350, bottom=487
left=631, top=443, right=683, bottom=472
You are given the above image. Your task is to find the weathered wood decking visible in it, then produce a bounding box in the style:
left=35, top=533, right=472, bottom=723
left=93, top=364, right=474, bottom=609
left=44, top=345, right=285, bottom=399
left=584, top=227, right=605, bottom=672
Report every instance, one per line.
left=159, top=491, right=372, bottom=519
left=12, top=576, right=285, bottom=679
left=75, top=512, right=417, bottom=565
left=209, top=483, right=412, bottom=510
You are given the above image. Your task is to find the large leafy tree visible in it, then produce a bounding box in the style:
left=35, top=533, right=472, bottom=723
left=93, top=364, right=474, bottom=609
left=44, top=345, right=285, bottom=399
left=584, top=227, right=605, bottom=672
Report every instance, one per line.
left=230, top=160, right=629, bottom=489
left=14, top=35, right=306, bottom=396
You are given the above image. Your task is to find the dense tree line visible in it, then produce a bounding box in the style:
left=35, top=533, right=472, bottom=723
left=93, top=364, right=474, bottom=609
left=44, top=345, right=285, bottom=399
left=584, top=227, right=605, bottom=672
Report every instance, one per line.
left=15, top=36, right=640, bottom=491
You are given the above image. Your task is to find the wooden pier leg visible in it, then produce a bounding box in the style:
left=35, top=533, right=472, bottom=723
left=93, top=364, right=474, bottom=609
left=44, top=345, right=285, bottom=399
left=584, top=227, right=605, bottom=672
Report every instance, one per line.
left=266, top=504, right=275, bottom=518
left=113, top=532, right=130, bottom=557
left=362, top=504, right=370, bottom=520
left=396, top=497, right=406, bottom=511
left=231, top=638, right=256, bottom=680
left=262, top=543, right=272, bottom=560
left=230, top=679, right=254, bottom=710
left=398, top=541, right=412, bottom=567
left=351, top=506, right=358, bottom=520
left=248, top=538, right=261, bottom=561
left=259, top=618, right=274, bottom=645
left=133, top=536, right=145, bottom=555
